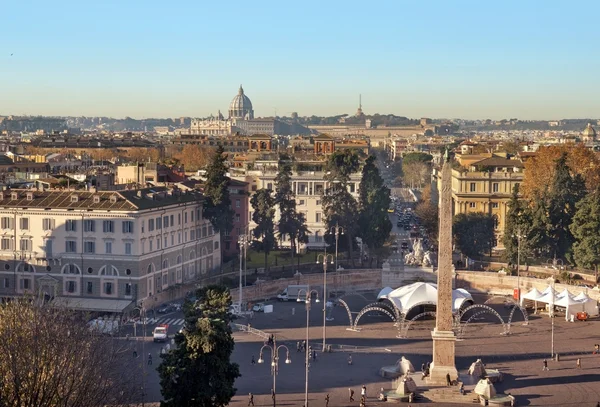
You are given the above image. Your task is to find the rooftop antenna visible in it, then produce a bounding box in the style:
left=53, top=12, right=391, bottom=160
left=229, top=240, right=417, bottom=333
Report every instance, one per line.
left=359, top=94, right=362, bottom=110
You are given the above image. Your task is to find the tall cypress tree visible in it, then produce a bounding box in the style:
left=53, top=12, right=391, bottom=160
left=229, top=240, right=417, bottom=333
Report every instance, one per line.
left=571, top=189, right=600, bottom=271
left=358, top=155, right=392, bottom=253
left=274, top=155, right=309, bottom=262
left=202, top=146, right=234, bottom=259
left=502, top=184, right=534, bottom=263
left=250, top=189, right=277, bottom=273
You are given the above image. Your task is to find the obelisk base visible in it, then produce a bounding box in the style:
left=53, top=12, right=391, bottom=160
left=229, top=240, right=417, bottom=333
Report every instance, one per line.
left=427, top=328, right=458, bottom=386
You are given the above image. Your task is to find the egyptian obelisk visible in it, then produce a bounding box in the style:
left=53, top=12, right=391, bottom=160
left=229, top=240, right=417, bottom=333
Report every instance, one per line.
left=428, top=148, right=459, bottom=384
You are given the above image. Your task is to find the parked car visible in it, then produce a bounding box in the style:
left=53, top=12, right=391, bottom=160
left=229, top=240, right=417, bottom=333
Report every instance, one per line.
left=252, top=303, right=266, bottom=312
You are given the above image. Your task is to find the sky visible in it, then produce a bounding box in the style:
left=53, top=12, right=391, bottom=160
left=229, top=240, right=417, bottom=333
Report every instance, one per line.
left=1, top=0, right=599, bottom=120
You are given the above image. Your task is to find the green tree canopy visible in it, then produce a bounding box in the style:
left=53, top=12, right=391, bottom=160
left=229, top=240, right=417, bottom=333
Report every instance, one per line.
left=502, top=184, right=535, bottom=263
left=324, top=149, right=360, bottom=184
left=159, top=285, right=240, bottom=407
left=453, top=212, right=495, bottom=258
left=358, top=155, right=392, bottom=251
left=202, top=145, right=234, bottom=255
left=570, top=189, right=600, bottom=270
left=402, top=152, right=433, bottom=165
left=251, top=188, right=277, bottom=272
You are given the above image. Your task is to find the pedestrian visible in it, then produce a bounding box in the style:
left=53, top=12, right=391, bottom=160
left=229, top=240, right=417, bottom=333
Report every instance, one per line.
left=251, top=355, right=255, bottom=365
left=542, top=359, right=549, bottom=371
left=459, top=382, right=464, bottom=395
left=361, top=385, right=367, bottom=399
left=576, top=358, right=581, bottom=369
left=325, top=393, right=330, bottom=407
left=349, top=388, right=355, bottom=402
left=313, top=350, right=317, bottom=362
left=147, top=353, right=152, bottom=365
left=446, top=372, right=451, bottom=386
left=302, top=340, right=306, bottom=351
left=426, top=361, right=430, bottom=370
left=297, top=341, right=301, bottom=352
left=248, top=393, right=254, bottom=406
left=421, top=362, right=425, bottom=372
left=292, top=307, right=295, bottom=316
left=348, top=354, right=353, bottom=365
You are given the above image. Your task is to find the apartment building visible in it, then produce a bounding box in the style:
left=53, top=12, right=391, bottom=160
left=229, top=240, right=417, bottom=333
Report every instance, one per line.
left=0, top=187, right=220, bottom=312
left=434, top=155, right=524, bottom=248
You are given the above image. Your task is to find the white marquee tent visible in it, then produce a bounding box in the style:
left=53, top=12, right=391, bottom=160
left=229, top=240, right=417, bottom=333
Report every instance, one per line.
left=377, top=282, right=473, bottom=315
left=522, top=286, right=599, bottom=320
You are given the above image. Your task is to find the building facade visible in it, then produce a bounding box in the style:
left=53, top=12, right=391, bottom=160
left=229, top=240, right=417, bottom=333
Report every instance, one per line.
left=0, top=187, right=220, bottom=311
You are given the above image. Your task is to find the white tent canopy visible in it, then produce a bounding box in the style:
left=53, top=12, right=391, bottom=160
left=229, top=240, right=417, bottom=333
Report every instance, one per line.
left=556, top=288, right=572, bottom=299
left=377, top=282, right=473, bottom=315
left=554, top=294, right=584, bottom=321
left=520, top=287, right=542, bottom=306
left=574, top=292, right=590, bottom=301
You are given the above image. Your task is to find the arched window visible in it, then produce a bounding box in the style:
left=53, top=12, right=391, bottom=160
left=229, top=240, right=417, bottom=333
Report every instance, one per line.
left=189, top=251, right=195, bottom=261
left=99, top=265, right=119, bottom=276
left=17, top=262, right=36, bottom=273
left=61, top=264, right=80, bottom=274
left=176, top=255, right=182, bottom=265
left=162, top=259, right=169, bottom=270
left=146, top=263, right=155, bottom=275
left=201, top=247, right=208, bottom=256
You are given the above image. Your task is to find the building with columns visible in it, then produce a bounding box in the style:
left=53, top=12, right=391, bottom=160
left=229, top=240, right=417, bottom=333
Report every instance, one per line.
left=434, top=155, right=524, bottom=249
left=0, top=187, right=221, bottom=312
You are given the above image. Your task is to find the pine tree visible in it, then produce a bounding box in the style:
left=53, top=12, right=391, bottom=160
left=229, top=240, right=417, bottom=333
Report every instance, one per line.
left=502, top=184, right=534, bottom=262
left=358, top=156, right=392, bottom=252
left=202, top=146, right=234, bottom=259
left=453, top=212, right=495, bottom=258
left=159, top=285, right=240, bottom=407
left=570, top=189, right=600, bottom=270
left=250, top=189, right=277, bottom=273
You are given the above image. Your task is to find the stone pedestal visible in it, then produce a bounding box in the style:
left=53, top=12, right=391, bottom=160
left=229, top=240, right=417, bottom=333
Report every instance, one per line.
left=428, top=328, right=459, bottom=385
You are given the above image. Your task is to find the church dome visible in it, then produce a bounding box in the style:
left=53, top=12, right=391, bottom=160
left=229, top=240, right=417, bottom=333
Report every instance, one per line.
left=229, top=85, right=254, bottom=120
left=583, top=123, right=596, bottom=139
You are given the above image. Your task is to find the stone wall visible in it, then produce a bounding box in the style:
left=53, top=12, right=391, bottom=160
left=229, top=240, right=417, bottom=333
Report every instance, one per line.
left=230, top=270, right=383, bottom=303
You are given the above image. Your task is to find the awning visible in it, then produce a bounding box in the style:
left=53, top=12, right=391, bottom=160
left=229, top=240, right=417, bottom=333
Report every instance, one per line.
left=52, top=297, right=133, bottom=313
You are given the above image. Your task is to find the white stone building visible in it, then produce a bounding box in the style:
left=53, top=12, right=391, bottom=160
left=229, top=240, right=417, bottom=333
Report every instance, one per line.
left=0, top=187, right=220, bottom=312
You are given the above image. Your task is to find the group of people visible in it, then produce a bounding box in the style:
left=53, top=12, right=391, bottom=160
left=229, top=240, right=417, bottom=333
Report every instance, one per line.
left=420, top=361, right=431, bottom=379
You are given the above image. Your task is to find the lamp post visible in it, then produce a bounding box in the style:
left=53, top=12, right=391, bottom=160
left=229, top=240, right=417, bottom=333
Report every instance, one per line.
left=297, top=289, right=320, bottom=407
left=330, top=223, right=344, bottom=273
left=514, top=228, right=524, bottom=301
left=133, top=302, right=147, bottom=407
left=258, top=342, right=291, bottom=407
left=238, top=234, right=250, bottom=310
left=548, top=256, right=563, bottom=358
left=316, top=253, right=334, bottom=352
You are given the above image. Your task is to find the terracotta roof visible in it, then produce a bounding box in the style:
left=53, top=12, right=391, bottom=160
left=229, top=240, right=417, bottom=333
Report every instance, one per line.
left=471, top=157, right=524, bottom=168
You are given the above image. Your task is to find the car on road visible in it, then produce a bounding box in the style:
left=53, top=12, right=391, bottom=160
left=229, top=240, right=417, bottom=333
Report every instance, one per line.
left=153, top=324, right=169, bottom=342
left=252, top=303, right=266, bottom=312
left=401, top=242, right=409, bottom=250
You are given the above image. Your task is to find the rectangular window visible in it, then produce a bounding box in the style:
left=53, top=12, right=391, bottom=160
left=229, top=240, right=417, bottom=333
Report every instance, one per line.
left=42, top=218, right=55, bottom=231
left=104, top=282, right=113, bottom=295
left=316, top=213, right=322, bottom=223
left=163, top=216, right=169, bottom=228
left=105, top=241, right=112, bottom=254
left=125, top=283, right=132, bottom=296
left=236, top=199, right=240, bottom=208
left=3, top=278, right=9, bottom=288
left=191, top=211, right=194, bottom=222
left=164, top=237, right=167, bottom=248
left=83, top=220, right=95, bottom=232
left=190, top=229, right=196, bottom=240
left=141, top=220, right=145, bottom=233
left=0, top=217, right=11, bottom=230
left=178, top=213, right=181, bottom=225
left=65, top=219, right=77, bottom=232
left=19, top=218, right=29, bottom=230
left=492, top=183, right=499, bottom=193
left=235, top=214, right=240, bottom=223
left=196, top=209, right=200, bottom=221
left=149, top=240, right=153, bottom=251
left=178, top=233, right=181, bottom=244
left=45, top=239, right=53, bottom=257
left=299, top=200, right=305, bottom=205
left=84, top=241, right=95, bottom=254
left=1, top=238, right=11, bottom=250
left=122, top=221, right=134, bottom=234
left=469, top=202, right=476, bottom=209
left=103, top=220, right=114, bottom=233
left=125, top=242, right=132, bottom=255
left=470, top=183, right=476, bottom=192
left=491, top=202, right=499, bottom=209
left=20, top=278, right=31, bottom=290
left=87, top=281, right=93, bottom=294
left=67, top=281, right=76, bottom=293
left=66, top=240, right=77, bottom=253
left=148, top=219, right=155, bottom=231
left=316, top=200, right=321, bottom=206
left=19, top=239, right=31, bottom=251
left=157, top=238, right=161, bottom=249
left=214, top=241, right=219, bottom=250
left=184, top=212, right=188, bottom=223
left=156, top=217, right=162, bottom=229
left=185, top=232, right=188, bottom=242
left=170, top=214, right=174, bottom=226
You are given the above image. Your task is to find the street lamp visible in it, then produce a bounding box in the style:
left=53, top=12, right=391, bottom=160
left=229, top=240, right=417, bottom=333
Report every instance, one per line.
left=133, top=302, right=147, bottom=407
left=316, top=253, right=334, bottom=351
left=514, top=228, right=524, bottom=301
left=548, top=256, right=563, bottom=358
left=238, top=234, right=250, bottom=310
left=258, top=342, right=291, bottom=407
left=329, top=223, right=344, bottom=273
left=297, top=289, right=320, bottom=407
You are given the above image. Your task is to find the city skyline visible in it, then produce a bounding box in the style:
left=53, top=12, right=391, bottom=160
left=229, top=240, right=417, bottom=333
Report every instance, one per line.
left=2, top=1, right=599, bottom=120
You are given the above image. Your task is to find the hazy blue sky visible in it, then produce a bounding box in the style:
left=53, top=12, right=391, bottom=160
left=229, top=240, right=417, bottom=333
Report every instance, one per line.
left=2, top=0, right=599, bottom=120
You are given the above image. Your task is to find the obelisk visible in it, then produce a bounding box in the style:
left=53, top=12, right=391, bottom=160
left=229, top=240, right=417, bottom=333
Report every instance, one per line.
left=428, top=148, right=459, bottom=385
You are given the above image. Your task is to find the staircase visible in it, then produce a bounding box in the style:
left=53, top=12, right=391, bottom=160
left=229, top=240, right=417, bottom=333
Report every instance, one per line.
left=420, top=386, right=479, bottom=404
